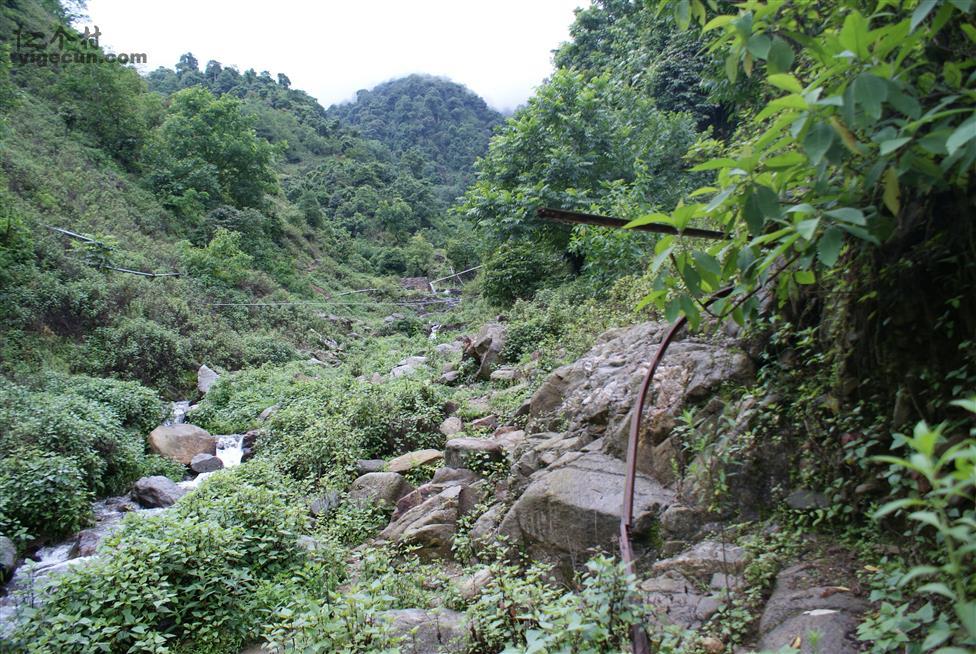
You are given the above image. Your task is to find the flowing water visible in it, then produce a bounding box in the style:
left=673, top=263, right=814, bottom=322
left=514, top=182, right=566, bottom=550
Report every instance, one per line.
left=0, top=403, right=243, bottom=636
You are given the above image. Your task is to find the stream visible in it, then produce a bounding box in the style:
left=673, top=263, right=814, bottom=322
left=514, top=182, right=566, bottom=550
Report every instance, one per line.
left=0, top=401, right=244, bottom=636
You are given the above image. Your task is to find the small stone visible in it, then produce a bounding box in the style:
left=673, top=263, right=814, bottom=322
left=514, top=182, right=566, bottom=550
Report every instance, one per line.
left=387, top=449, right=443, bottom=473
left=190, top=453, right=224, bottom=473
left=700, top=636, right=724, bottom=654
left=258, top=404, right=279, bottom=421
left=458, top=568, right=493, bottom=601
left=490, top=368, right=519, bottom=383
left=310, top=490, right=341, bottom=517
left=439, top=416, right=464, bottom=436
left=438, top=371, right=461, bottom=385
left=785, top=489, right=829, bottom=510
left=356, top=459, right=386, bottom=474
left=0, top=535, right=15, bottom=581
left=132, top=476, right=187, bottom=508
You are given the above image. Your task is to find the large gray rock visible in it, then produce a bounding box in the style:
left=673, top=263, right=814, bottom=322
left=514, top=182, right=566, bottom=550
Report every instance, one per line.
left=379, top=485, right=463, bottom=558
left=755, top=561, right=869, bottom=654
left=131, top=476, right=187, bottom=508
left=381, top=608, right=465, bottom=653
left=190, top=453, right=223, bottom=473
left=0, top=535, right=15, bottom=581
left=497, top=451, right=675, bottom=576
left=651, top=540, right=748, bottom=581
left=197, top=364, right=219, bottom=394
left=149, top=424, right=215, bottom=465
left=348, top=472, right=414, bottom=507
left=391, top=356, right=428, bottom=379
left=463, top=322, right=507, bottom=380
left=522, top=321, right=753, bottom=480
left=640, top=571, right=724, bottom=630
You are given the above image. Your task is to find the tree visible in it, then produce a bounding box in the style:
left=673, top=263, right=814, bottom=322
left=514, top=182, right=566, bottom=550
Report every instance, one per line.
left=142, top=87, right=279, bottom=221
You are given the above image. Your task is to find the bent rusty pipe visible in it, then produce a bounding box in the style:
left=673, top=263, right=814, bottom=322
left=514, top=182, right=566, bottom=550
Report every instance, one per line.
left=621, top=285, right=733, bottom=654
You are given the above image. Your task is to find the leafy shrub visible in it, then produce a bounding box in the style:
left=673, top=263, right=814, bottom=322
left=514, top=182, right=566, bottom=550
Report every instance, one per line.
left=263, top=589, right=400, bottom=654
left=481, top=241, right=569, bottom=307
left=85, top=317, right=192, bottom=392
left=240, top=334, right=298, bottom=367
left=40, top=374, right=164, bottom=434
left=8, top=463, right=311, bottom=654
left=0, top=452, right=91, bottom=543
left=466, top=556, right=645, bottom=654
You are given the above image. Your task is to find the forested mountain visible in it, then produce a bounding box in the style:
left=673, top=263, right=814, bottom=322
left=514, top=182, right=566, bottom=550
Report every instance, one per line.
left=329, top=75, right=504, bottom=202
left=1, top=1, right=974, bottom=653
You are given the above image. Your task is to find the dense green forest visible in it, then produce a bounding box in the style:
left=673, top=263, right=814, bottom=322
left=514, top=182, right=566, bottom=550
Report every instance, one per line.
left=0, top=0, right=973, bottom=653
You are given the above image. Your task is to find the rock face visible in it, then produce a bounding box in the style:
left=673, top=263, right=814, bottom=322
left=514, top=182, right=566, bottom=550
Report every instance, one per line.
left=463, top=322, right=507, bottom=380
left=522, top=321, right=753, bottom=479
left=149, top=424, right=215, bottom=465
left=197, top=364, right=219, bottom=394
left=348, top=472, right=414, bottom=507
left=387, top=449, right=443, bottom=473
left=497, top=451, right=674, bottom=576
left=379, top=485, right=463, bottom=558
left=190, top=453, right=223, bottom=473
left=381, top=608, right=465, bottom=653
left=131, top=476, right=187, bottom=508
left=755, top=561, right=869, bottom=654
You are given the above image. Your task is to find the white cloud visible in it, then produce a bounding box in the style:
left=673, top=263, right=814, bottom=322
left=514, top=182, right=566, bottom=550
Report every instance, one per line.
left=82, top=0, right=587, bottom=111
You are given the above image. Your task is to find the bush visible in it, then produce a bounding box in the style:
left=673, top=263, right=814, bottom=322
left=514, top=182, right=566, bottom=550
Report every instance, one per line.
left=85, top=317, right=192, bottom=392
left=0, top=452, right=92, bottom=543
left=7, top=463, right=313, bottom=654
left=481, top=241, right=568, bottom=307
left=40, top=374, right=164, bottom=434
left=240, top=334, right=298, bottom=367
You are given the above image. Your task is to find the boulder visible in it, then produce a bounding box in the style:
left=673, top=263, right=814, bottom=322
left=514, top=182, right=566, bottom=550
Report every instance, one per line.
left=463, top=322, right=507, bottom=380
left=640, top=571, right=724, bottom=630
left=785, top=489, right=829, bottom=511
left=149, top=424, right=215, bottom=465
left=388, top=449, right=443, bottom=473
left=190, top=453, right=223, bottom=473
left=755, top=561, right=869, bottom=654
left=391, top=355, right=427, bottom=379
left=348, top=472, right=414, bottom=507
left=71, top=528, right=104, bottom=557
left=357, top=459, right=387, bottom=474
left=490, top=368, right=519, bottom=383
left=132, top=476, right=187, bottom=508
left=497, top=452, right=674, bottom=576
left=519, top=321, right=752, bottom=481
left=197, top=364, right=219, bottom=394
left=258, top=404, right=279, bottom=421
left=650, top=540, right=749, bottom=581
left=0, top=535, right=15, bottom=581
left=438, top=370, right=461, bottom=385
left=470, top=415, right=498, bottom=431
left=439, top=416, right=464, bottom=436
left=444, top=438, right=504, bottom=469
left=493, top=429, right=526, bottom=456
left=381, top=608, right=465, bottom=653
left=379, top=485, right=463, bottom=558
left=457, top=568, right=493, bottom=601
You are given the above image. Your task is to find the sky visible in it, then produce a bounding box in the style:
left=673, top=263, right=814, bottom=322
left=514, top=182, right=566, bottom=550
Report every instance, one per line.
left=81, top=0, right=588, bottom=112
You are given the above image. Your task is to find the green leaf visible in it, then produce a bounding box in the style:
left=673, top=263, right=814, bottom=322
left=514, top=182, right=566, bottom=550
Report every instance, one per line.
left=747, top=34, right=771, bottom=59
left=825, top=208, right=866, bottom=225
left=839, top=10, right=871, bottom=59
left=946, top=115, right=976, bottom=155
left=804, top=122, right=835, bottom=165
left=911, top=0, right=939, bottom=32
left=767, top=38, right=795, bottom=73
left=743, top=190, right=765, bottom=235
left=853, top=74, right=889, bottom=120
left=880, top=137, right=912, bottom=156
left=766, top=152, right=806, bottom=168
left=756, top=185, right=781, bottom=218
left=796, top=218, right=820, bottom=240
left=675, top=0, right=692, bottom=29
left=956, top=601, right=976, bottom=638
left=883, top=167, right=901, bottom=215
left=767, top=73, right=803, bottom=94
left=794, top=270, right=815, bottom=284
left=917, top=582, right=955, bottom=600
left=691, top=158, right=738, bottom=171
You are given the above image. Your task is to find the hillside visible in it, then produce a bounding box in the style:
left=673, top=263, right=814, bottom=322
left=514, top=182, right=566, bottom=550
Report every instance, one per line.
left=329, top=75, right=504, bottom=203
left=0, top=1, right=974, bottom=654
